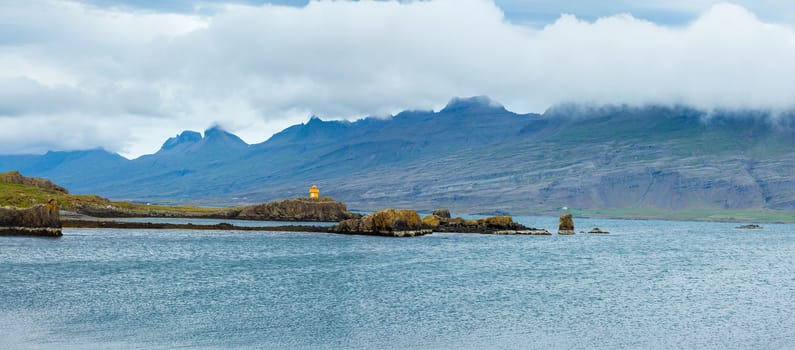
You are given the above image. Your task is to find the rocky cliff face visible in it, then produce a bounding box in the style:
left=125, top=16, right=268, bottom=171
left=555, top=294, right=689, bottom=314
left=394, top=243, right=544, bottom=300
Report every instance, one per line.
left=0, top=199, right=62, bottom=237
left=234, top=197, right=358, bottom=222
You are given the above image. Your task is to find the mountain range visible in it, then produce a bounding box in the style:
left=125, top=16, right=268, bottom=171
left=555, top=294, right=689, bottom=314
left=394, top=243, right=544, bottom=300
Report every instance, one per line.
left=2, top=96, right=794, bottom=219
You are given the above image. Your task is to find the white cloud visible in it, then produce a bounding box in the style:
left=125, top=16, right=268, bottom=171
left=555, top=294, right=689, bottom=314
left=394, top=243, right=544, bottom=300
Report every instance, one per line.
left=1, top=0, right=795, bottom=157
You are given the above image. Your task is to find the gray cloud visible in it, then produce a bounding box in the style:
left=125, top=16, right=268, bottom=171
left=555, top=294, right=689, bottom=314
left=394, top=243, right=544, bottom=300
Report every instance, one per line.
left=1, top=0, right=795, bottom=157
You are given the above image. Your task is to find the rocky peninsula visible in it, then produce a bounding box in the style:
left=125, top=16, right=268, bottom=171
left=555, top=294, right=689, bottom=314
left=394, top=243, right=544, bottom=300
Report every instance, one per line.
left=422, top=211, right=550, bottom=235
left=72, top=196, right=359, bottom=222
left=1, top=171, right=598, bottom=238
left=331, top=208, right=549, bottom=237
left=0, top=199, right=62, bottom=237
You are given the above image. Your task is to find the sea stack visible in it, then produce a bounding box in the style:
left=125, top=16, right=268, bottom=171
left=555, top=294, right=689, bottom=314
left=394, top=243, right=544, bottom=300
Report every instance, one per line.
left=558, top=214, right=575, bottom=235
left=0, top=199, right=62, bottom=237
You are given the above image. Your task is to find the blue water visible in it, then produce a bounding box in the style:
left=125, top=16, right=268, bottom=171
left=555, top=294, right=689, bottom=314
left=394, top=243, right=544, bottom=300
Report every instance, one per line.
left=108, top=217, right=337, bottom=227
left=1, top=217, right=794, bottom=349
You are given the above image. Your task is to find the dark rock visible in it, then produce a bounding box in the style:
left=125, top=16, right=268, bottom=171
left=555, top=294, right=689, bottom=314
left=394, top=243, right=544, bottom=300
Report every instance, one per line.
left=233, top=197, right=359, bottom=222
left=333, top=209, right=431, bottom=237
left=588, top=228, right=609, bottom=234
left=432, top=209, right=451, bottom=218
left=735, top=224, right=763, bottom=229
left=0, top=199, right=62, bottom=237
left=558, top=214, right=575, bottom=235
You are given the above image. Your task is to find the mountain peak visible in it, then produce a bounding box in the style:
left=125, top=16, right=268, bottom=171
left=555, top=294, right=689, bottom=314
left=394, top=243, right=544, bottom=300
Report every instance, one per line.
left=156, top=126, right=247, bottom=155
left=204, top=125, right=231, bottom=137
left=161, top=131, right=202, bottom=150
left=306, top=116, right=324, bottom=125
left=202, top=125, right=248, bottom=149
left=441, top=96, right=505, bottom=113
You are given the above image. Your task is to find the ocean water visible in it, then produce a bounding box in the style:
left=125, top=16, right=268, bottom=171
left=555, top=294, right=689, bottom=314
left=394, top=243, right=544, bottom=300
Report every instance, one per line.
left=1, top=217, right=794, bottom=349
left=109, top=217, right=338, bottom=227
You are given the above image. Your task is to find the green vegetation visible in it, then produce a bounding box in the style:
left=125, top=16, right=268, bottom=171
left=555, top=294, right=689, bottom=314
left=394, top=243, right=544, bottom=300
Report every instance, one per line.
left=1, top=171, right=221, bottom=215
left=0, top=181, right=107, bottom=210
left=103, top=201, right=222, bottom=216
left=570, top=207, right=795, bottom=223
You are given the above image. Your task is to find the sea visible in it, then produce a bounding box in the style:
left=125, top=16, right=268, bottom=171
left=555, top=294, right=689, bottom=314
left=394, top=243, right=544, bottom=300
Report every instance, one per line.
left=1, top=216, right=794, bottom=349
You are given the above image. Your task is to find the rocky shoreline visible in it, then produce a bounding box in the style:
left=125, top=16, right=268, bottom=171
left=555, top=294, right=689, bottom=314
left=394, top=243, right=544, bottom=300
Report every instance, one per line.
left=0, top=199, right=62, bottom=237
left=331, top=208, right=551, bottom=237
left=0, top=173, right=604, bottom=238
left=59, top=208, right=558, bottom=238
left=74, top=197, right=360, bottom=222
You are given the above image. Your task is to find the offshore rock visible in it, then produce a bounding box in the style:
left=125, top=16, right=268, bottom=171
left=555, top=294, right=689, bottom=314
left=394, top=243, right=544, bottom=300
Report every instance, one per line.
left=432, top=209, right=451, bottom=218
left=333, top=209, right=431, bottom=237
left=558, top=214, right=575, bottom=235
left=0, top=199, right=62, bottom=237
left=234, top=197, right=359, bottom=222
left=735, top=224, right=763, bottom=229
left=588, top=228, right=609, bottom=234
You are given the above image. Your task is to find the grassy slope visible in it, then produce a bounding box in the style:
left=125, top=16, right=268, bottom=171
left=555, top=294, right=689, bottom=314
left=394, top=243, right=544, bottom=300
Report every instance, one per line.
left=0, top=173, right=220, bottom=215
left=571, top=207, right=795, bottom=223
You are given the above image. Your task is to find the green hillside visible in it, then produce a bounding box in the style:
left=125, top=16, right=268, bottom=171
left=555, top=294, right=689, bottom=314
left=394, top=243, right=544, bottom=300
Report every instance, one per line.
left=0, top=171, right=220, bottom=215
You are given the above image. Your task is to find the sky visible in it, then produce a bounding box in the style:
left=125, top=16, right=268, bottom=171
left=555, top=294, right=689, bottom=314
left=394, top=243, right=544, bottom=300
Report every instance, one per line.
left=2, top=0, right=795, bottom=158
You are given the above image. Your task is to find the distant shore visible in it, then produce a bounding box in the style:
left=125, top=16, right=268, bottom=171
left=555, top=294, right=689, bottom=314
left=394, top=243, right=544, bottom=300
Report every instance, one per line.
left=568, top=208, right=795, bottom=224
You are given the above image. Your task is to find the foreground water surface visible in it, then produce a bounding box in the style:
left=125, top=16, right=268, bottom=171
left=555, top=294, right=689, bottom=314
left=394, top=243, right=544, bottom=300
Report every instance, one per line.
left=1, top=217, right=794, bottom=349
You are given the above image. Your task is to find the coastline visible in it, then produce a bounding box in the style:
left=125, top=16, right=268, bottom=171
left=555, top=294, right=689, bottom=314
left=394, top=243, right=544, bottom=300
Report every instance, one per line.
left=567, top=208, right=795, bottom=224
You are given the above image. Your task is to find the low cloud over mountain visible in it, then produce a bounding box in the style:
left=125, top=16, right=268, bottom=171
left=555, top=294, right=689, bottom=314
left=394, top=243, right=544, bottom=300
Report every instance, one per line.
left=2, top=0, right=795, bottom=156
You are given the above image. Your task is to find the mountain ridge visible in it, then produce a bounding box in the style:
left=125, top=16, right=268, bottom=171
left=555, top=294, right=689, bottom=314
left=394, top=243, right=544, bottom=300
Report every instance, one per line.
left=1, top=97, right=794, bottom=219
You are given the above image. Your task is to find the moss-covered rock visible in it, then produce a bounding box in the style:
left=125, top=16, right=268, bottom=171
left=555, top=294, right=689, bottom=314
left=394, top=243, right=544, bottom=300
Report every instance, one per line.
left=430, top=214, right=550, bottom=235
left=422, top=214, right=441, bottom=228
left=333, top=209, right=431, bottom=237
left=234, top=197, right=359, bottom=222
left=558, top=214, right=575, bottom=235
left=0, top=198, right=62, bottom=237
left=477, top=216, right=513, bottom=227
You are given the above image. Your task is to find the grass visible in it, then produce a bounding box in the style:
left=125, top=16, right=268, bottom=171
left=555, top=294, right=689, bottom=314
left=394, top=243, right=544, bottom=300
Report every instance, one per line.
left=570, top=207, right=795, bottom=223
left=1, top=178, right=221, bottom=215
left=0, top=182, right=107, bottom=210
left=108, top=201, right=222, bottom=215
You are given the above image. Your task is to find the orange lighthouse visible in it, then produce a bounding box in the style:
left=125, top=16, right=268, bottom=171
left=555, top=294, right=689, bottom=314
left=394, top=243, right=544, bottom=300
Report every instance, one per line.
left=309, top=184, right=320, bottom=199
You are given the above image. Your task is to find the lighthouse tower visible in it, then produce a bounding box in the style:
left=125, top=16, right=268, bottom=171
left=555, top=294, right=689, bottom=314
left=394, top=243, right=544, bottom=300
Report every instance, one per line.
left=309, top=184, right=320, bottom=199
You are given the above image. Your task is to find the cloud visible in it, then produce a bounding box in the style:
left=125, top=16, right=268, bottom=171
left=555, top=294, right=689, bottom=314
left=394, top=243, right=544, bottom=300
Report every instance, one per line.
left=1, top=0, right=795, bottom=157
